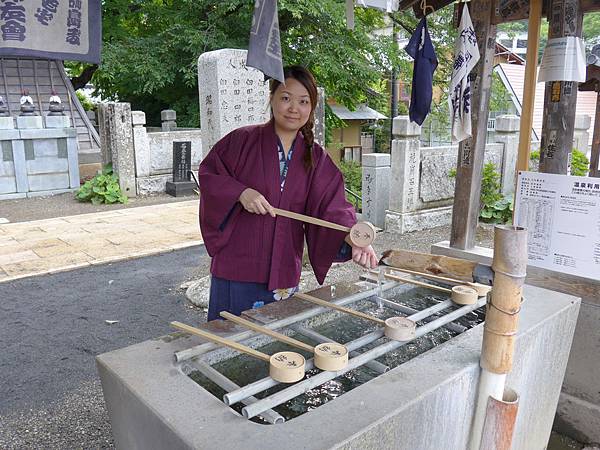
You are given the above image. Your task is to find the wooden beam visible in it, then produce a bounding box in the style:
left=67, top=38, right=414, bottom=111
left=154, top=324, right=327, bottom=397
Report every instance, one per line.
left=516, top=0, right=543, bottom=173
left=450, top=0, right=497, bottom=250
left=539, top=0, right=584, bottom=175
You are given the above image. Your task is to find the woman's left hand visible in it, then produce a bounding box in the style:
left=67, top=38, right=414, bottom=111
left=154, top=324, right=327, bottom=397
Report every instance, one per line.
left=351, top=244, right=378, bottom=269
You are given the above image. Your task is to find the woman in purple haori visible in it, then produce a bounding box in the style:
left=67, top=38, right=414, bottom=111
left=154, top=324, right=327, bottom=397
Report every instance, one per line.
left=199, top=66, right=378, bottom=320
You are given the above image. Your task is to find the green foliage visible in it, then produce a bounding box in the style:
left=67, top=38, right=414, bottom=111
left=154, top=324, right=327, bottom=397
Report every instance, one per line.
left=449, top=162, right=512, bottom=224
left=479, top=162, right=512, bottom=224
left=75, top=164, right=128, bottom=205
left=76, top=90, right=95, bottom=111
left=339, top=160, right=362, bottom=209
left=570, top=149, right=589, bottom=177
left=480, top=195, right=513, bottom=225
left=530, top=149, right=540, bottom=161
left=489, top=72, right=512, bottom=113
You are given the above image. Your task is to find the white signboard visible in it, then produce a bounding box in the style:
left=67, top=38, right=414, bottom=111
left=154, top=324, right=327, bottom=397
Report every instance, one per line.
left=538, top=37, right=586, bottom=83
left=514, top=171, right=600, bottom=280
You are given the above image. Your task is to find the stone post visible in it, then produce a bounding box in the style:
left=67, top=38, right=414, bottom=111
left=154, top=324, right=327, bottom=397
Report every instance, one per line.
left=132, top=111, right=150, bottom=178
left=198, top=49, right=270, bottom=153
left=161, top=109, right=177, bottom=131
left=573, top=114, right=591, bottom=155
left=494, top=115, right=520, bottom=195
left=97, top=103, right=111, bottom=168
left=389, top=116, right=421, bottom=213
left=101, top=102, right=137, bottom=197
left=362, top=153, right=390, bottom=229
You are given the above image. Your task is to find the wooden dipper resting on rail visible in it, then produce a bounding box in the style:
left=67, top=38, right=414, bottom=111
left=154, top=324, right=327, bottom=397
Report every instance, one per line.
left=171, top=321, right=306, bottom=383
left=293, top=292, right=416, bottom=341
left=220, top=312, right=348, bottom=371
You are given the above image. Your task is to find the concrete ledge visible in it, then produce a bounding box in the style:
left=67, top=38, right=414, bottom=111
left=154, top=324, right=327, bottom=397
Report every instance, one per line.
left=97, top=284, right=579, bottom=450
left=385, top=205, right=453, bottom=234
left=0, top=192, right=26, bottom=200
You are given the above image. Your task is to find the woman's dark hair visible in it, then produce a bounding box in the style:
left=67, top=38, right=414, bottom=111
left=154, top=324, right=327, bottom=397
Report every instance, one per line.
left=270, top=65, right=318, bottom=170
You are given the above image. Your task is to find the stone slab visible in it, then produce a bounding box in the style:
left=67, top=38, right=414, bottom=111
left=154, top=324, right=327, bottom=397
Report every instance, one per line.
left=97, top=283, right=579, bottom=450
left=136, top=174, right=171, bottom=195
left=16, top=116, right=43, bottom=129
left=0, top=176, right=16, bottom=194
left=0, top=192, right=25, bottom=200
left=18, top=128, right=77, bottom=139
left=27, top=173, right=70, bottom=191
left=44, top=115, right=71, bottom=128
left=0, top=129, right=20, bottom=140
left=147, top=131, right=203, bottom=174
left=26, top=158, right=69, bottom=174
left=392, top=115, right=421, bottom=137
left=0, top=116, right=15, bottom=129
left=166, top=180, right=196, bottom=197
left=66, top=136, right=80, bottom=188
left=386, top=205, right=453, bottom=234
left=131, top=111, right=146, bottom=126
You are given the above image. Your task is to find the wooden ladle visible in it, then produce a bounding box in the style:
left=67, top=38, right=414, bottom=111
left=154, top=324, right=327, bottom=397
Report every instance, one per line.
left=272, top=207, right=377, bottom=247
left=294, top=292, right=416, bottom=342
left=378, top=272, right=479, bottom=305
left=171, top=321, right=305, bottom=383
left=378, top=266, right=491, bottom=296
left=220, top=312, right=348, bottom=371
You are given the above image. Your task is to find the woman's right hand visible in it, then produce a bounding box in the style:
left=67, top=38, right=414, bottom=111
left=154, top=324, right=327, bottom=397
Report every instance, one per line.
left=239, top=188, right=275, bottom=217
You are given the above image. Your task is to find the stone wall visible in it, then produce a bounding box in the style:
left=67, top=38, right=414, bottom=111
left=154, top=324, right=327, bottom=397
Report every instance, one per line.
left=360, top=115, right=521, bottom=234
left=0, top=114, right=79, bottom=200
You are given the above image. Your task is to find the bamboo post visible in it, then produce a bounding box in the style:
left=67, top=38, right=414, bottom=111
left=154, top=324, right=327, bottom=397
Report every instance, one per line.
left=516, top=0, right=542, bottom=173
left=469, top=225, right=527, bottom=450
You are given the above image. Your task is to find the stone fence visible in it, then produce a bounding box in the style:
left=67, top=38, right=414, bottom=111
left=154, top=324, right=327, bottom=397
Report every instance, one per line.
left=362, top=115, right=520, bottom=233
left=98, top=103, right=202, bottom=196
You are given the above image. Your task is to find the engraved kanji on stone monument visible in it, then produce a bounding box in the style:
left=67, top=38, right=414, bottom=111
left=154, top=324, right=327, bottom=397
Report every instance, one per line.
left=173, top=141, right=191, bottom=182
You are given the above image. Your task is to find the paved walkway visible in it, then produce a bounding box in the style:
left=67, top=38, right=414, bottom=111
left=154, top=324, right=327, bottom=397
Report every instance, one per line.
left=0, top=200, right=203, bottom=283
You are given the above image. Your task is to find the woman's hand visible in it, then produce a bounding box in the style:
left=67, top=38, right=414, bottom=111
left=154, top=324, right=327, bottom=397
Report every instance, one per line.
left=239, top=188, right=275, bottom=217
left=351, top=244, right=378, bottom=269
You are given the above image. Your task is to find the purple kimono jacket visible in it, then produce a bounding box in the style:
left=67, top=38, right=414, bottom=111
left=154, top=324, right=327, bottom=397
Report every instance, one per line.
left=198, top=121, right=356, bottom=290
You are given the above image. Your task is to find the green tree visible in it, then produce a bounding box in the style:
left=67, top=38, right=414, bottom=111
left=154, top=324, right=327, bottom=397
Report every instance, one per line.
left=67, top=0, right=394, bottom=128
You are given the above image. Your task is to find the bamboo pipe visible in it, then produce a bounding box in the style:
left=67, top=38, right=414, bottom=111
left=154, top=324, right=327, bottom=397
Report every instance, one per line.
left=469, top=225, right=527, bottom=450
left=220, top=312, right=349, bottom=371
left=171, top=321, right=306, bottom=383
left=272, top=208, right=377, bottom=247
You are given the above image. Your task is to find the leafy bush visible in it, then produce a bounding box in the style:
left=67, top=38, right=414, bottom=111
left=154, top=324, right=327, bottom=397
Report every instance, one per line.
left=529, top=148, right=588, bottom=176
left=76, top=90, right=95, bottom=111
left=449, top=161, right=512, bottom=224
left=480, top=195, right=513, bottom=224
left=339, top=160, right=362, bottom=209
left=75, top=164, right=128, bottom=205
left=570, top=149, right=589, bottom=176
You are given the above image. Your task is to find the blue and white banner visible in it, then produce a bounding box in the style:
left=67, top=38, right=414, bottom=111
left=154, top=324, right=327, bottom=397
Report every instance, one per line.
left=0, top=0, right=101, bottom=63
left=448, top=3, right=479, bottom=143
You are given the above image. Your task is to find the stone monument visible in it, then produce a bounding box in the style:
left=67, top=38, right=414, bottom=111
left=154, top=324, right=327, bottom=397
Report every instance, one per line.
left=198, top=49, right=270, bottom=153
left=166, top=141, right=196, bottom=196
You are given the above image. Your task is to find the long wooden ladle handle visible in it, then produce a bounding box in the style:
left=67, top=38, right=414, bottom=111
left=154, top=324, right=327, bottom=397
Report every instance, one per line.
left=220, top=312, right=315, bottom=353
left=272, top=208, right=351, bottom=233
left=294, top=292, right=385, bottom=325
left=378, top=266, right=470, bottom=286
left=380, top=272, right=451, bottom=294
left=171, top=321, right=271, bottom=362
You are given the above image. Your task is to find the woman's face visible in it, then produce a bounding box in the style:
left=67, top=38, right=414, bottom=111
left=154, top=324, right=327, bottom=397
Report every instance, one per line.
left=270, top=78, right=312, bottom=133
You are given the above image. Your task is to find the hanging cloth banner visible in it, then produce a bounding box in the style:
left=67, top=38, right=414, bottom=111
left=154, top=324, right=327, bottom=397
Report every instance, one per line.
left=247, top=0, right=285, bottom=83
left=538, top=37, right=586, bottom=83
left=448, top=3, right=480, bottom=143
left=0, top=0, right=101, bottom=64
left=405, top=17, right=438, bottom=126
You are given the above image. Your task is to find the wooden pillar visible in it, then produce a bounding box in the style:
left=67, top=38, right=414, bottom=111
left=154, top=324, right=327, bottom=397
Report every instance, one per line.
left=450, top=0, right=497, bottom=250
left=516, top=0, right=543, bottom=172
left=539, top=0, right=584, bottom=174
